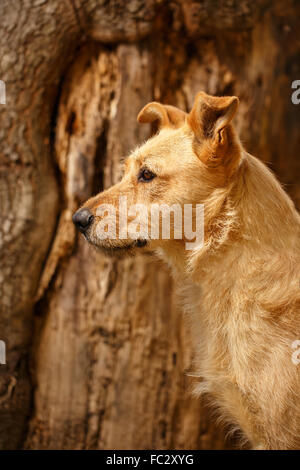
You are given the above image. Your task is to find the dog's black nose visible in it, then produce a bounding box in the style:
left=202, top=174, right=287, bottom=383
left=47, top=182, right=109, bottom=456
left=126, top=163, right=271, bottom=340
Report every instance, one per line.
left=72, top=208, right=94, bottom=232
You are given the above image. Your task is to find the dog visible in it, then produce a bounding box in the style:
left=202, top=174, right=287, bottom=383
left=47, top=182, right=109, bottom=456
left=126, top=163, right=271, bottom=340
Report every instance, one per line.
left=73, top=92, right=300, bottom=449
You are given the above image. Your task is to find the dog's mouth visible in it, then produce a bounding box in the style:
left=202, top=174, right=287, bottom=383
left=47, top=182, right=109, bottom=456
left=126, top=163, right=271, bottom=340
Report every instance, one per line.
left=84, top=236, right=148, bottom=257
left=102, top=239, right=148, bottom=250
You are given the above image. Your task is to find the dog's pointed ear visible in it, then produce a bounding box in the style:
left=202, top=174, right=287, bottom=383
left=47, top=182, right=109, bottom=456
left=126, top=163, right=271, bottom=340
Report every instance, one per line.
left=188, top=92, right=239, bottom=144
left=137, top=102, right=186, bottom=129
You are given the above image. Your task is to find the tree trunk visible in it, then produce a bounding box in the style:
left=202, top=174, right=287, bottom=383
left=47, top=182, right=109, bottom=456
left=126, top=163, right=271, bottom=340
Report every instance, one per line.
left=0, top=0, right=299, bottom=450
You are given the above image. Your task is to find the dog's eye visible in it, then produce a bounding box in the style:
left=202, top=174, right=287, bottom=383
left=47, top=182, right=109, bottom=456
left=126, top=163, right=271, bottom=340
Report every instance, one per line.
left=138, top=168, right=156, bottom=182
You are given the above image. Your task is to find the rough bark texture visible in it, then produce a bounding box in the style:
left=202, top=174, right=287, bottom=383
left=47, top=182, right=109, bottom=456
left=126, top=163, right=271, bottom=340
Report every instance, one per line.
left=0, top=0, right=299, bottom=450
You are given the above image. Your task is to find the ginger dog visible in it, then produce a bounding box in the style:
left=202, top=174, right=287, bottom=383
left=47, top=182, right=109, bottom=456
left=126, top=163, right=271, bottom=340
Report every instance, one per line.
left=73, top=92, right=300, bottom=449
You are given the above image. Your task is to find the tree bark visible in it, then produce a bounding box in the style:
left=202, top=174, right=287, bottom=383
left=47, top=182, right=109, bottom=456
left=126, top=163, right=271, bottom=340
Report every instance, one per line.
left=0, top=0, right=299, bottom=450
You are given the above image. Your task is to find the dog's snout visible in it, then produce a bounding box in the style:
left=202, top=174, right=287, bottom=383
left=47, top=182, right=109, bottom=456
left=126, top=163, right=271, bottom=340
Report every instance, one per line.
left=72, top=208, right=94, bottom=232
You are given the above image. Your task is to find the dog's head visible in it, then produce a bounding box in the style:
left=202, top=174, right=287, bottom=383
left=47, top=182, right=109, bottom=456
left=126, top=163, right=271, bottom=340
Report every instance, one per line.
left=73, top=92, right=241, bottom=258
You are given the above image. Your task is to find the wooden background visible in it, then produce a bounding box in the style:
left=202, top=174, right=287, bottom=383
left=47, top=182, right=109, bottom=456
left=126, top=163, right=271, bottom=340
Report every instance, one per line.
left=0, top=0, right=299, bottom=449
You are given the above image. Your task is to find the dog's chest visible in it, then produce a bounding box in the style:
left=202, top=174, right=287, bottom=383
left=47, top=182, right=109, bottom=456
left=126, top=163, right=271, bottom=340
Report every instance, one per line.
left=181, top=277, right=261, bottom=389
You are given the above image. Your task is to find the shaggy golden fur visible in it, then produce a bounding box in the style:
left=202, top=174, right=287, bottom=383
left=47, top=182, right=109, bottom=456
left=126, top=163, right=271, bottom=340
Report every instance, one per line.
left=75, top=92, right=300, bottom=449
